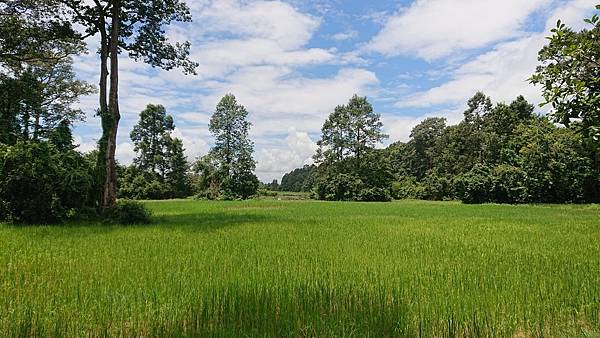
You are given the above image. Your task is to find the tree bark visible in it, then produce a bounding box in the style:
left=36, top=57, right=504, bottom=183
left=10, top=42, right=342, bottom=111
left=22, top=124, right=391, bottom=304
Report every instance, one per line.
left=100, top=0, right=120, bottom=208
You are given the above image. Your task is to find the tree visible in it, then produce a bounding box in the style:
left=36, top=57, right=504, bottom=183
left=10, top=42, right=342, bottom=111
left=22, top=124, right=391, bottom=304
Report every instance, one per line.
left=130, top=104, right=175, bottom=176
left=280, top=165, right=318, bottom=192
left=0, top=0, right=84, bottom=67
left=164, top=137, right=190, bottom=198
left=208, top=94, right=259, bottom=199
left=346, top=95, right=388, bottom=170
left=316, top=95, right=387, bottom=170
left=464, top=92, right=492, bottom=128
left=407, top=117, right=446, bottom=179
left=48, top=120, right=76, bottom=152
left=0, top=59, right=94, bottom=145
left=315, top=105, right=351, bottom=164
left=57, top=0, right=198, bottom=208
left=530, top=5, right=600, bottom=142
left=126, top=104, right=190, bottom=200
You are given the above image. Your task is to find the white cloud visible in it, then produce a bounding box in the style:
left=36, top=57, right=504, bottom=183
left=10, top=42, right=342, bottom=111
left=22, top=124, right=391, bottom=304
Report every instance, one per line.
left=367, top=0, right=551, bottom=60
left=332, top=30, right=359, bottom=41
left=171, top=127, right=210, bottom=162
left=395, top=0, right=597, bottom=109
left=199, top=67, right=379, bottom=126
left=190, top=0, right=320, bottom=50
left=115, top=142, right=136, bottom=165
left=255, top=127, right=318, bottom=182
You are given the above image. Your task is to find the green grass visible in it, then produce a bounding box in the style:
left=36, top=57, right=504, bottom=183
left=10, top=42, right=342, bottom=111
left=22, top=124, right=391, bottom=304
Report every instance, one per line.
left=1, top=200, right=599, bottom=337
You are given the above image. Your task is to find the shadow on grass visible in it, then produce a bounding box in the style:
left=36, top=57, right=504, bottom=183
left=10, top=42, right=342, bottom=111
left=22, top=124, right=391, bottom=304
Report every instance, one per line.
left=4, top=211, right=274, bottom=236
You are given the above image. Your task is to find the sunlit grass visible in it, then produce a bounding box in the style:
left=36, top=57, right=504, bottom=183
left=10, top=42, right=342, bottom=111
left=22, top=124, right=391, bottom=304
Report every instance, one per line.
left=1, top=200, right=599, bottom=337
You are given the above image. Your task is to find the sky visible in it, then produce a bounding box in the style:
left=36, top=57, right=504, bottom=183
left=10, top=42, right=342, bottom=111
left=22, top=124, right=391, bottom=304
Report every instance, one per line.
left=71, top=0, right=598, bottom=182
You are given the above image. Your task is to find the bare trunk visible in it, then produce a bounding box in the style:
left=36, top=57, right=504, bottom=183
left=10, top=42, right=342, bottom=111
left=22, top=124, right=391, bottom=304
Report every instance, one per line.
left=100, top=0, right=120, bottom=208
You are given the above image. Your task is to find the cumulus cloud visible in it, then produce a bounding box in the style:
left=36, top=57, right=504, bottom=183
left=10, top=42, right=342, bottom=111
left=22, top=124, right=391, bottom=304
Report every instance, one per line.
left=367, top=0, right=551, bottom=60
left=255, top=127, right=318, bottom=182
left=394, top=0, right=597, bottom=109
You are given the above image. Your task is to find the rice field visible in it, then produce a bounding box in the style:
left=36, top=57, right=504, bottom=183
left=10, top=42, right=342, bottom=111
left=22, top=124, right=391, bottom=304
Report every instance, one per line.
left=1, top=200, right=599, bottom=337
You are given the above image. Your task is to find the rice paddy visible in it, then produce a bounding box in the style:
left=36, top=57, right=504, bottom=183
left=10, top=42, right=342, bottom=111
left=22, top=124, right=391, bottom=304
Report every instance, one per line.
left=1, top=200, right=599, bottom=337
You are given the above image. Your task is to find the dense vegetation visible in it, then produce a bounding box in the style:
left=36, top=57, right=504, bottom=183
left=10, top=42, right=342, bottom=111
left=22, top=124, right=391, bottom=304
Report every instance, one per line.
left=280, top=93, right=599, bottom=203
left=1, top=200, right=598, bottom=337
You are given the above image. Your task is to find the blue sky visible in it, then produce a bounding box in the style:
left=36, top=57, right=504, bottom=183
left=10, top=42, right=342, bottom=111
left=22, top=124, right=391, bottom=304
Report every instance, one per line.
left=72, top=0, right=598, bottom=182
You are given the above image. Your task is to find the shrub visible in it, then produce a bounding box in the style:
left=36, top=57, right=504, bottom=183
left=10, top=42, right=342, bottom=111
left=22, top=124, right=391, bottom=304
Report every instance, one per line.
left=315, top=173, right=363, bottom=201
left=0, top=141, right=95, bottom=224
left=358, top=187, right=392, bottom=202
left=454, top=164, right=494, bottom=204
left=103, top=200, right=152, bottom=225
left=455, top=164, right=530, bottom=204
left=491, top=165, right=529, bottom=204
left=391, top=176, right=423, bottom=200
left=420, top=172, right=452, bottom=201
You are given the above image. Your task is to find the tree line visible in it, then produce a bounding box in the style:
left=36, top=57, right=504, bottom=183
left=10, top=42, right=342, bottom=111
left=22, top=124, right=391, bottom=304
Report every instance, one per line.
left=279, top=92, right=598, bottom=203
left=0, top=1, right=598, bottom=223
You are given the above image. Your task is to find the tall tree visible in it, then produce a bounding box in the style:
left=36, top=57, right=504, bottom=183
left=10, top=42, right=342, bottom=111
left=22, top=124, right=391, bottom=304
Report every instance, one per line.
left=130, top=104, right=175, bottom=176
left=48, top=119, right=76, bottom=151
left=315, top=105, right=351, bottom=164
left=530, top=5, right=600, bottom=142
left=315, top=95, right=387, bottom=169
left=346, top=95, right=388, bottom=170
left=464, top=91, right=492, bottom=128
left=208, top=94, right=258, bottom=199
left=57, top=0, right=198, bottom=208
left=164, top=137, right=190, bottom=198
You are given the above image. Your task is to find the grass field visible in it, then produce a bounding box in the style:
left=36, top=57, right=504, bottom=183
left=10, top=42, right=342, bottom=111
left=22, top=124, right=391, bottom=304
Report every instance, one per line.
left=1, top=200, right=599, bottom=337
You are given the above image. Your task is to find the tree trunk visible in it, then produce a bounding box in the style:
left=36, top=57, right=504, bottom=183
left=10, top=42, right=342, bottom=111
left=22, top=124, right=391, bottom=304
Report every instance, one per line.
left=100, top=0, right=120, bottom=208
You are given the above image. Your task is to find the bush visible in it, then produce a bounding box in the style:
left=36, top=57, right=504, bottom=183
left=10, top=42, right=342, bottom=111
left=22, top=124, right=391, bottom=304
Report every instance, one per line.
left=454, top=164, right=494, bottom=204
left=0, top=141, right=95, bottom=224
left=391, top=176, right=423, bottom=200
left=103, top=200, right=152, bottom=225
left=455, top=164, right=530, bottom=204
left=358, top=187, right=392, bottom=202
left=491, top=165, right=529, bottom=204
left=315, top=173, right=363, bottom=201
left=420, top=172, right=452, bottom=201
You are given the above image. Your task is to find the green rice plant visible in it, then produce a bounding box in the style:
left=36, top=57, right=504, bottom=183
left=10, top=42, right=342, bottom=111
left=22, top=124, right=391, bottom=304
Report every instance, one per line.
left=0, top=200, right=598, bottom=337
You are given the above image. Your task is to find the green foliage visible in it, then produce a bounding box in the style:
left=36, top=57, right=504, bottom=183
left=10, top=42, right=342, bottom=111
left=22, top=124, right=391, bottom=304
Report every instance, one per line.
left=0, top=0, right=85, bottom=67
left=315, top=172, right=363, bottom=201
left=0, top=141, right=95, bottom=223
left=122, top=105, right=192, bottom=200
left=357, top=187, right=391, bottom=202
left=315, top=95, right=387, bottom=169
left=0, top=60, right=92, bottom=145
left=130, top=104, right=175, bottom=174
left=407, top=117, right=447, bottom=179
left=391, top=176, right=423, bottom=200
left=206, top=94, right=259, bottom=199
left=102, top=200, right=151, bottom=225
left=313, top=95, right=389, bottom=202
left=530, top=7, right=600, bottom=142
left=280, top=165, right=317, bottom=192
